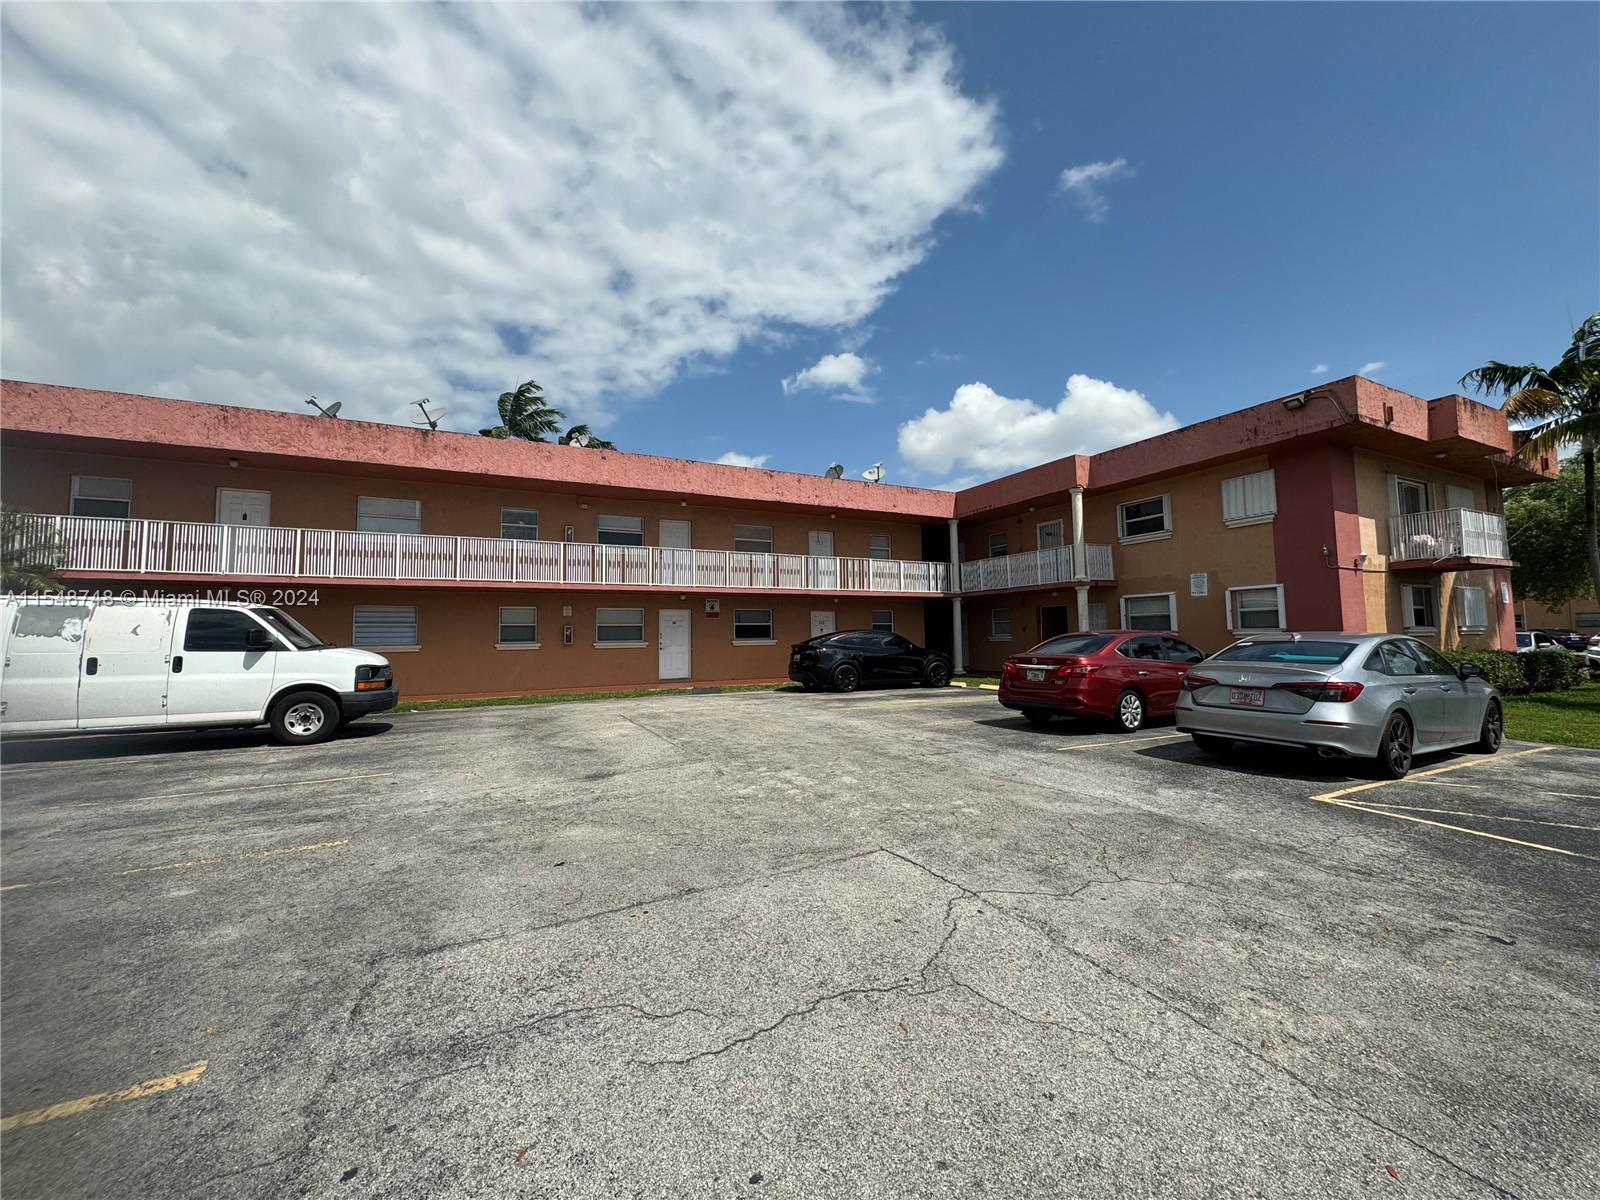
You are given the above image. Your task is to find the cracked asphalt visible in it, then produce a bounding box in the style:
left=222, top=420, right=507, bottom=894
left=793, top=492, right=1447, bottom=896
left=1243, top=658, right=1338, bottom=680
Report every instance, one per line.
left=2, top=686, right=1597, bottom=1199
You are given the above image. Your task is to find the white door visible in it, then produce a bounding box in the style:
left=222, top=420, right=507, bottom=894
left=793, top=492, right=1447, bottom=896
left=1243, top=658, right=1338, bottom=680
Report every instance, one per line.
left=167, top=608, right=278, bottom=723
left=658, top=519, right=693, bottom=586
left=0, top=601, right=90, bottom=731
left=1445, top=484, right=1475, bottom=512
left=810, top=611, right=836, bottom=639
left=808, top=530, right=837, bottom=589
left=217, top=488, right=271, bottom=526
left=659, top=519, right=691, bottom=548
left=659, top=609, right=691, bottom=680
left=78, top=605, right=176, bottom=728
left=1037, top=519, right=1064, bottom=550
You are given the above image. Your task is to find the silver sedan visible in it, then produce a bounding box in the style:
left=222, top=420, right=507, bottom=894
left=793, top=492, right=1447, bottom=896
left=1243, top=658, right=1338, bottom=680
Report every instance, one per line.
left=1174, top=632, right=1502, bottom=779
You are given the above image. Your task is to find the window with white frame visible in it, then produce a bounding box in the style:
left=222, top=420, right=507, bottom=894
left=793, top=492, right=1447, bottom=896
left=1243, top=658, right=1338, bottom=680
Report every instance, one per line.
left=733, top=608, right=774, bottom=642
left=871, top=610, right=894, bottom=632
left=1401, top=584, right=1438, bottom=631
left=596, top=607, right=645, bottom=644
left=596, top=515, right=644, bottom=546
left=70, top=475, right=132, bottom=519
left=1121, top=592, right=1177, bottom=631
left=1220, top=470, right=1277, bottom=527
left=868, top=534, right=892, bottom=561
left=500, top=508, right=539, bottom=540
left=990, top=607, right=1012, bottom=640
left=988, top=532, right=1008, bottom=558
left=1227, top=584, right=1285, bottom=632
left=357, top=496, right=421, bottom=534
left=734, top=524, right=774, bottom=554
left=1118, top=495, right=1171, bottom=541
left=353, top=605, right=418, bottom=647
left=1391, top=477, right=1430, bottom=518
left=497, top=606, right=538, bottom=645
left=1085, top=602, right=1109, bottom=632
left=1453, top=586, right=1488, bottom=633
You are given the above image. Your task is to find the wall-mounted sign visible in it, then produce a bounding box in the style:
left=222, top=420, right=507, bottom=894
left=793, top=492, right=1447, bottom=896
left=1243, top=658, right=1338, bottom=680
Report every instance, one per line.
left=1498, top=580, right=1511, bottom=604
left=704, top=598, right=721, bottom=617
left=1189, top=572, right=1209, bottom=597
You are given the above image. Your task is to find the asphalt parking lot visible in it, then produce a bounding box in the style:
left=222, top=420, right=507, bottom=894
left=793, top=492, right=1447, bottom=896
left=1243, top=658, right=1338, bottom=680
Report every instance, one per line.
left=2, top=686, right=1597, bottom=1199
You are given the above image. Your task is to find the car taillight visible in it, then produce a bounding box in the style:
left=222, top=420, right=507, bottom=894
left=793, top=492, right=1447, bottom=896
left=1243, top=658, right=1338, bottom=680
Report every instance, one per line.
left=1181, top=673, right=1217, bottom=691
left=1055, top=663, right=1098, bottom=677
left=1001, top=661, right=1018, bottom=676
left=1273, top=680, right=1364, bottom=703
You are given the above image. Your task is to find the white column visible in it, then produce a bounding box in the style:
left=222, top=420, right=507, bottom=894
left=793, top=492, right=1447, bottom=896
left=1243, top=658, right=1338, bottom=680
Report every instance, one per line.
left=1070, top=485, right=1086, bottom=580
left=1076, top=585, right=1091, bottom=633
left=947, top=517, right=965, bottom=675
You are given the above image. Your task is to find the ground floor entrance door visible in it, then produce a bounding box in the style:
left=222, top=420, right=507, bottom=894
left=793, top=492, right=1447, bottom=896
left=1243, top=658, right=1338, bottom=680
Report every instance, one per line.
left=1039, top=604, right=1071, bottom=641
left=810, top=610, right=835, bottom=639
left=659, top=609, right=691, bottom=680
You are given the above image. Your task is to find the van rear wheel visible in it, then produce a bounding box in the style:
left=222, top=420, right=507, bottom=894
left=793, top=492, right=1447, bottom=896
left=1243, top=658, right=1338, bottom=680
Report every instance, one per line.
left=270, top=691, right=339, bottom=746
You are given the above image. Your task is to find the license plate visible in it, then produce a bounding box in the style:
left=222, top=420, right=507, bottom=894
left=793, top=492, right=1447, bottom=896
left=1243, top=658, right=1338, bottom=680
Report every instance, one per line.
left=1026, top=668, right=1046, bottom=682
left=1228, top=687, right=1265, bottom=708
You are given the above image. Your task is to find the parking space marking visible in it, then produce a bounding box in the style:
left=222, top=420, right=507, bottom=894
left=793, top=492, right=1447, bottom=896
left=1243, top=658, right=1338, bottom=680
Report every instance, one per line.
left=1328, top=799, right=1597, bottom=860
left=1054, top=732, right=1190, bottom=752
left=1309, top=747, right=1553, bottom=804
left=1540, top=790, right=1600, bottom=801
left=0, top=1062, right=207, bottom=1133
left=1353, top=801, right=1600, bottom=833
left=0, top=838, right=349, bottom=892
left=131, top=772, right=393, bottom=803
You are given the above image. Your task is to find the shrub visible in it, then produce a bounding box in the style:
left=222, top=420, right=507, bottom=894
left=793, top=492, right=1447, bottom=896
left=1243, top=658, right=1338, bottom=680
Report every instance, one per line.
left=1440, top=647, right=1588, bottom=694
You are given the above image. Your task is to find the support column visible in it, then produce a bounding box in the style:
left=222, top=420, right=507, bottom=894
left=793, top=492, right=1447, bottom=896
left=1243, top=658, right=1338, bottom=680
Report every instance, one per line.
left=1069, top=485, right=1086, bottom=580
left=948, top=517, right=964, bottom=675
left=1076, top=584, right=1091, bottom=632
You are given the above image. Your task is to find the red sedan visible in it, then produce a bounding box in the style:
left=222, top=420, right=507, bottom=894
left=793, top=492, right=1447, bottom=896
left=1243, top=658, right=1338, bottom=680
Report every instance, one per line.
left=998, top=630, right=1208, bottom=732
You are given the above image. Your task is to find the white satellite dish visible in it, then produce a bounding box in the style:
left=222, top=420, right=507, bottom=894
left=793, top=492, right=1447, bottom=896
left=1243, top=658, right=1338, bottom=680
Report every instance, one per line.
left=823, top=462, right=844, bottom=479
left=861, top=463, right=885, bottom=483
left=306, top=395, right=342, bottom=418
left=410, top=399, right=446, bottom=430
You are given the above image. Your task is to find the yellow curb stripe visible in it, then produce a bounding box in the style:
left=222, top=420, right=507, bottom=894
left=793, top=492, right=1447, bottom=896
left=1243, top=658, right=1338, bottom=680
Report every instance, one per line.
left=1327, top=799, right=1597, bottom=860
left=0, top=839, right=348, bottom=892
left=1310, top=746, right=1554, bottom=803
left=0, top=1062, right=207, bottom=1133
left=1351, top=801, right=1600, bottom=832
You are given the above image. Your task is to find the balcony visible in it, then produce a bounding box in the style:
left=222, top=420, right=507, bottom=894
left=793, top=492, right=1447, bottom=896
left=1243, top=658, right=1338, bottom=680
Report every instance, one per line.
left=958, top=543, right=1114, bottom=594
left=1387, top=508, right=1509, bottom=567
left=19, top=515, right=952, bottom=595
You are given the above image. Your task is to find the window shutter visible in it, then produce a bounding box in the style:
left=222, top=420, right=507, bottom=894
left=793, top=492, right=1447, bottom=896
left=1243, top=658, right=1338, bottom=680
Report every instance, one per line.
left=1454, top=587, right=1488, bottom=631
left=354, top=605, right=417, bottom=646
left=1221, top=469, right=1277, bottom=525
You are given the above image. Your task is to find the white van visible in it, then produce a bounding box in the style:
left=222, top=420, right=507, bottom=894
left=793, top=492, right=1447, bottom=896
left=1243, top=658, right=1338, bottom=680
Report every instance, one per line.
left=0, top=599, right=396, bottom=745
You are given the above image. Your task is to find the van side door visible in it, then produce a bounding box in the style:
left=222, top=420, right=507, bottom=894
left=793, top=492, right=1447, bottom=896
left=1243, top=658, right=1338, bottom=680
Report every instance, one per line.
left=79, top=605, right=177, bottom=728
left=167, top=608, right=279, bottom=724
left=0, top=602, right=90, bottom=731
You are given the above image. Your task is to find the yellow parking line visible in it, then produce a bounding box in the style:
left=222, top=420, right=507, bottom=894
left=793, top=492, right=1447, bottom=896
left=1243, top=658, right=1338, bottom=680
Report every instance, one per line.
left=1310, top=747, right=1553, bottom=803
left=1353, top=801, right=1600, bottom=833
left=1329, top=799, right=1597, bottom=861
left=1, top=1062, right=207, bottom=1133
left=1541, top=790, right=1600, bottom=801
left=1054, top=732, right=1190, bottom=752
left=0, top=839, right=349, bottom=892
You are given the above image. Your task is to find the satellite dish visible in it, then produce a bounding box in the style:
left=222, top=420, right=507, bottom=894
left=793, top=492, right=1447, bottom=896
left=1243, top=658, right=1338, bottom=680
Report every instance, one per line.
left=410, top=399, right=446, bottom=430
left=823, top=463, right=844, bottom=479
left=568, top=432, right=593, bottom=448
left=861, top=463, right=885, bottom=483
left=306, top=395, right=342, bottom=418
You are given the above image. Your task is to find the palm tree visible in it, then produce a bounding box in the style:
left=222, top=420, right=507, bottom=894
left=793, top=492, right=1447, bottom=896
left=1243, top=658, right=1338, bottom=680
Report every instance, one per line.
left=1462, top=313, right=1600, bottom=602
left=558, top=424, right=616, bottom=450
left=1, top=505, right=66, bottom=593
left=479, top=380, right=565, bottom=442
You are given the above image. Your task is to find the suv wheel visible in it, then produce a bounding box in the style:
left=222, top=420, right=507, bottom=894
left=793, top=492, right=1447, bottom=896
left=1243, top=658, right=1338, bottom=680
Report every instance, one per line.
left=831, top=663, right=861, bottom=693
left=924, top=660, right=952, bottom=688
left=270, top=691, right=339, bottom=746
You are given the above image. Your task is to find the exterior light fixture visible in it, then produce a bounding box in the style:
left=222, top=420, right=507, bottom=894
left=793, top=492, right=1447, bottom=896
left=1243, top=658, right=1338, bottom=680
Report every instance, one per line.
left=227, top=457, right=239, bottom=468
left=1281, top=394, right=1307, bottom=411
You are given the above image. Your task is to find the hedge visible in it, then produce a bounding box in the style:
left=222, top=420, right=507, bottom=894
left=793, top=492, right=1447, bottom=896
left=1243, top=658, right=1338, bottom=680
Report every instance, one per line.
left=1440, top=648, right=1589, bottom=695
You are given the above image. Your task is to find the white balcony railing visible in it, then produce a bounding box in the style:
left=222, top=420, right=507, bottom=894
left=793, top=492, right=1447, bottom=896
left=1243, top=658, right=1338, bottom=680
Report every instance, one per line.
left=16, top=515, right=951, bottom=594
left=1388, top=508, right=1508, bottom=562
left=958, top=543, right=1115, bottom=593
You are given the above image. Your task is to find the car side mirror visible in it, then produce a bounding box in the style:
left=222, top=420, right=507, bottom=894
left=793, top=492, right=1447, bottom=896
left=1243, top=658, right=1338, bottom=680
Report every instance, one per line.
left=245, top=627, right=275, bottom=650
left=1458, top=662, right=1484, bottom=680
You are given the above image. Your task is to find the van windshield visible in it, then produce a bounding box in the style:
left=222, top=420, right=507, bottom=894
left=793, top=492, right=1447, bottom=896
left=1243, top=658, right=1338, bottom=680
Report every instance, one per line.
left=252, top=606, right=332, bottom=650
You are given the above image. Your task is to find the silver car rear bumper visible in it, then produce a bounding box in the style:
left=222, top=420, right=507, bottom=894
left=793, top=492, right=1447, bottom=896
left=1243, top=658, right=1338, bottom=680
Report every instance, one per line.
left=1174, top=695, right=1384, bottom=758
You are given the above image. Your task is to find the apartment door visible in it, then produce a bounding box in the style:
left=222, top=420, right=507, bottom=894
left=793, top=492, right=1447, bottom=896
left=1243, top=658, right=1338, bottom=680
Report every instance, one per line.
left=217, top=488, right=271, bottom=526
left=808, top=530, right=838, bottom=589
left=810, top=610, right=836, bottom=639
left=1039, top=604, right=1070, bottom=641
left=1037, top=518, right=1067, bottom=582
left=659, top=519, right=693, bottom=586
left=658, top=609, right=691, bottom=680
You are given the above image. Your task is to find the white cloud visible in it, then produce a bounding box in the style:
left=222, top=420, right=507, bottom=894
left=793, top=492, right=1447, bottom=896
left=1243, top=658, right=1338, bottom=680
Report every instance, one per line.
left=898, top=375, right=1179, bottom=478
left=714, top=451, right=769, bottom=469
left=0, top=4, right=1002, bottom=430
left=781, top=351, right=876, bottom=401
left=1359, top=361, right=1386, bottom=376
left=1310, top=363, right=1330, bottom=376
left=1056, top=158, right=1131, bottom=222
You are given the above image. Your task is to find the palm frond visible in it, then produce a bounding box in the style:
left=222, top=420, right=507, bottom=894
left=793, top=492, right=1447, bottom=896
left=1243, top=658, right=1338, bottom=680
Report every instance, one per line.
left=1514, top=412, right=1600, bottom=460
left=1501, top=387, right=1577, bottom=422
left=1460, top=360, right=1560, bottom=397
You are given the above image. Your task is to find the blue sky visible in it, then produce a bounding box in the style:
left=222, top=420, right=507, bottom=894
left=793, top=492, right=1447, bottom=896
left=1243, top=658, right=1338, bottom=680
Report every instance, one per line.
left=3, top=3, right=1595, bottom=487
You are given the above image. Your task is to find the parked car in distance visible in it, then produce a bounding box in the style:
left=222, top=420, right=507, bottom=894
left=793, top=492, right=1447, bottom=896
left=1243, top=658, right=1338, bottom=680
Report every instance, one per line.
left=1516, top=630, right=1568, bottom=653
left=999, top=630, right=1207, bottom=732
left=788, top=629, right=952, bottom=692
left=1175, top=632, right=1501, bottom=779
left=0, top=599, right=397, bottom=745
left=1536, top=628, right=1590, bottom=652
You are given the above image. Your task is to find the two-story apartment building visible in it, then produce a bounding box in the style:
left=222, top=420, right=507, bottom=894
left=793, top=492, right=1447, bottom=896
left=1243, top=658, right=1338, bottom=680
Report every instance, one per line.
left=0, top=376, right=1553, bottom=698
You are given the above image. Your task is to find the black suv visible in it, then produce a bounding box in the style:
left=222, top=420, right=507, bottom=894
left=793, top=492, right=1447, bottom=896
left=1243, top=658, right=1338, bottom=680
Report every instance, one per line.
left=788, top=630, right=953, bottom=692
